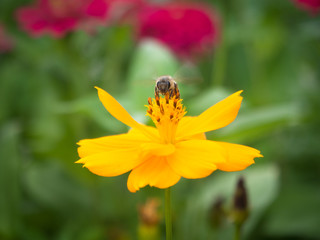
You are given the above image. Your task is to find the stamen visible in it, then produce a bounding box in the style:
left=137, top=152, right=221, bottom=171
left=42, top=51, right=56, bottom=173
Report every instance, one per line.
left=165, top=93, right=169, bottom=104
left=156, top=96, right=160, bottom=106
left=173, top=99, right=178, bottom=108
left=147, top=83, right=185, bottom=144
left=160, top=105, right=164, bottom=114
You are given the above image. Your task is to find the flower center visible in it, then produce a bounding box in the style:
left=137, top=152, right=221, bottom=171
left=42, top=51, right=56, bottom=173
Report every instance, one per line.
left=146, top=94, right=186, bottom=144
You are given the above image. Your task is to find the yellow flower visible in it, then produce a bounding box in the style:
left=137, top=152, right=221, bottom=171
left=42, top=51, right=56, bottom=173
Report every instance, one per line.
left=76, top=87, right=262, bottom=192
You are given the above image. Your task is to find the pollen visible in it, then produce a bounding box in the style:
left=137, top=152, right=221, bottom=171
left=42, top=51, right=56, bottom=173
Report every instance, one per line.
left=146, top=95, right=186, bottom=144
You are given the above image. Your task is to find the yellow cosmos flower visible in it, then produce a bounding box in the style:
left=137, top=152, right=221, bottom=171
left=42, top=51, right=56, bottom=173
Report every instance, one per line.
left=76, top=87, right=262, bottom=192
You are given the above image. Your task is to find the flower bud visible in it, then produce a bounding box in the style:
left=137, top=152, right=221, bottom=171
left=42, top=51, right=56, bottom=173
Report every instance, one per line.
left=231, top=176, right=249, bottom=226
left=138, top=198, right=161, bottom=240
left=208, top=196, right=226, bottom=229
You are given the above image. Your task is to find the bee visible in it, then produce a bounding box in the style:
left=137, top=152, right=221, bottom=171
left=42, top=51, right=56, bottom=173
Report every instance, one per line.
left=155, top=75, right=180, bottom=99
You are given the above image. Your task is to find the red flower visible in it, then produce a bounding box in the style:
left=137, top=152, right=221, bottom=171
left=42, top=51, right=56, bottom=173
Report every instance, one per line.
left=16, top=0, right=110, bottom=38
left=0, top=23, right=14, bottom=53
left=293, top=0, right=320, bottom=14
left=137, top=3, right=219, bottom=59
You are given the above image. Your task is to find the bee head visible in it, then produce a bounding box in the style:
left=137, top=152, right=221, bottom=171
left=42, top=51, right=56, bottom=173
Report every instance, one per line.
left=156, top=76, right=172, bottom=93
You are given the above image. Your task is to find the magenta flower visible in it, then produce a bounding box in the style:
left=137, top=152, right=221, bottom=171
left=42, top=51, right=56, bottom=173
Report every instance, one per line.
left=293, top=0, right=320, bottom=14
left=86, top=0, right=109, bottom=18
left=81, top=0, right=145, bottom=33
left=16, top=0, right=109, bottom=38
left=0, top=23, right=14, bottom=53
left=109, top=0, right=145, bottom=24
left=137, top=3, right=219, bottom=59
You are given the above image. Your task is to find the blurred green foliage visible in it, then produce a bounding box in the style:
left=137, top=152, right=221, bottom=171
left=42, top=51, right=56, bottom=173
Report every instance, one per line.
left=1, top=0, right=320, bottom=239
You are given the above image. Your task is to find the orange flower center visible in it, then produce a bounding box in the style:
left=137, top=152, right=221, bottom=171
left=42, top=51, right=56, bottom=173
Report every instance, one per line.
left=146, top=95, right=186, bottom=144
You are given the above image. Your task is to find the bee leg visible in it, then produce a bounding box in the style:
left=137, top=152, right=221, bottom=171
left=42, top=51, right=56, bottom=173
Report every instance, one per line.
left=169, top=89, right=174, bottom=98
left=155, top=86, right=160, bottom=99
left=165, top=92, right=170, bottom=104
left=175, top=88, right=180, bottom=99
left=155, top=87, right=161, bottom=106
left=173, top=82, right=180, bottom=99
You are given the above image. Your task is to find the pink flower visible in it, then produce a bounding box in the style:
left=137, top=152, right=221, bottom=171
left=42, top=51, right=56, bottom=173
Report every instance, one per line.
left=0, top=23, right=14, bottom=53
left=80, top=0, right=145, bottom=34
left=16, top=0, right=110, bottom=38
left=109, top=0, right=145, bottom=24
left=293, top=0, right=320, bottom=14
left=86, top=0, right=109, bottom=18
left=137, top=3, right=219, bottom=59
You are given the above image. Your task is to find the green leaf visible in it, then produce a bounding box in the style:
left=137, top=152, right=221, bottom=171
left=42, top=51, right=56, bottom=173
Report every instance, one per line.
left=58, top=94, right=127, bottom=134
left=211, top=102, right=302, bottom=142
left=186, top=88, right=234, bottom=116
left=24, top=161, right=92, bottom=214
left=263, top=183, right=320, bottom=239
left=0, top=122, right=22, bottom=238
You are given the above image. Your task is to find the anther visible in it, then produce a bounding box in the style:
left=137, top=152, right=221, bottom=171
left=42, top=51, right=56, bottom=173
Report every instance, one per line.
left=156, top=96, right=160, bottom=106
left=160, top=105, right=165, bottom=114
left=173, top=99, right=178, bottom=108
left=147, top=109, right=153, bottom=115
left=165, top=93, right=169, bottom=104
left=148, top=97, right=152, bottom=105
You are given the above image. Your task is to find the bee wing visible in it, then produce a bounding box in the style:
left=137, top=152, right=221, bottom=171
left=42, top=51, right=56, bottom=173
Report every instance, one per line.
left=173, top=63, right=203, bottom=85
left=128, top=63, right=202, bottom=89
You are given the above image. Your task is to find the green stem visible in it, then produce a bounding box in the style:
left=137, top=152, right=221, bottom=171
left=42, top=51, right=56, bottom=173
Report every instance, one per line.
left=234, top=223, right=241, bottom=240
left=165, top=188, right=172, bottom=240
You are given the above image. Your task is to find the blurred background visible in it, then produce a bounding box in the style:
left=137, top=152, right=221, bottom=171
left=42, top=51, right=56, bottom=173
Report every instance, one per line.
left=1, top=0, right=320, bottom=239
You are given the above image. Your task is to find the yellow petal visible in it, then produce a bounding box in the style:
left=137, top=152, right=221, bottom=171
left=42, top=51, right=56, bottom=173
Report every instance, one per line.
left=127, top=156, right=181, bottom=192
left=188, top=132, right=207, bottom=140
left=128, top=125, right=160, bottom=140
left=176, top=91, right=243, bottom=139
left=166, top=140, right=226, bottom=179
left=214, top=142, right=263, bottom=172
left=77, top=131, right=151, bottom=158
left=141, top=142, right=175, bottom=157
left=77, top=147, right=146, bottom=177
left=95, top=87, right=159, bottom=141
